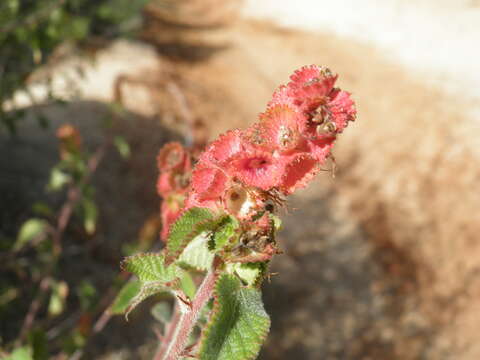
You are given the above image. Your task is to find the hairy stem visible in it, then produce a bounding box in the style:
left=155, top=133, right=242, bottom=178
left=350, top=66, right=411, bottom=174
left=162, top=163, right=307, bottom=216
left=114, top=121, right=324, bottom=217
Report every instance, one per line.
left=155, top=269, right=218, bottom=360
left=155, top=302, right=182, bottom=358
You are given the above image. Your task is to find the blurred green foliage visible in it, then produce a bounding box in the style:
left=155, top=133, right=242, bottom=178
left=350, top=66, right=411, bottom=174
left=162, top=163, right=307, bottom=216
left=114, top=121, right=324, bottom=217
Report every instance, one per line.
left=0, top=1, right=148, bottom=357
left=0, top=0, right=149, bottom=133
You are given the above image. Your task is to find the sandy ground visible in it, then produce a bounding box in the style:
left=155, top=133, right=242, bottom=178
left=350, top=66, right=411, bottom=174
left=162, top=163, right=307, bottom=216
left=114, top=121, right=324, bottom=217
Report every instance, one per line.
left=244, top=0, right=480, bottom=109
left=3, top=12, right=480, bottom=360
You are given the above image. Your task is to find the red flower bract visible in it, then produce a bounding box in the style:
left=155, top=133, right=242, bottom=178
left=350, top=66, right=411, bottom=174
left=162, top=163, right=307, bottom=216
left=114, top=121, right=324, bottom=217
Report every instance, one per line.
left=259, top=104, right=305, bottom=153
left=157, top=142, right=189, bottom=172
left=199, top=129, right=243, bottom=166
left=280, top=153, right=319, bottom=194
left=191, top=164, right=228, bottom=201
left=327, top=89, right=357, bottom=133
left=289, top=65, right=337, bottom=91
left=229, top=151, right=282, bottom=190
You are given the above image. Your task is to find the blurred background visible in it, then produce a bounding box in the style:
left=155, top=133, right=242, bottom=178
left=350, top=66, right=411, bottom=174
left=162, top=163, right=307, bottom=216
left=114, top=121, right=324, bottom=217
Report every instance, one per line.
left=1, top=0, right=479, bottom=359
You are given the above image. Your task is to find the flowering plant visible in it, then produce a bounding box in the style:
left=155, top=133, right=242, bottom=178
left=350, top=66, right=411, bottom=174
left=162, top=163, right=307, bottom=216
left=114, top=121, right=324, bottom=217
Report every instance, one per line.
left=120, top=65, right=356, bottom=360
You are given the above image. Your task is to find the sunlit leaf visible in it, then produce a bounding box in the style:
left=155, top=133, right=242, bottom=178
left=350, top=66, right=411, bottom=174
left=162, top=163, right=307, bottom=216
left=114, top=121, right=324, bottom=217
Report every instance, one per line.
left=4, top=346, right=33, bottom=360
left=122, top=253, right=180, bottom=283
left=81, top=198, right=97, bottom=235
left=14, top=218, right=48, bottom=251
left=48, top=281, right=69, bottom=317
left=47, top=167, right=70, bottom=191
left=227, top=263, right=265, bottom=287
left=121, top=253, right=182, bottom=318
left=166, top=207, right=224, bottom=265
left=211, top=215, right=238, bottom=251
left=180, top=271, right=196, bottom=300
left=110, top=280, right=141, bottom=315
left=199, top=274, right=270, bottom=360
left=177, top=233, right=214, bottom=272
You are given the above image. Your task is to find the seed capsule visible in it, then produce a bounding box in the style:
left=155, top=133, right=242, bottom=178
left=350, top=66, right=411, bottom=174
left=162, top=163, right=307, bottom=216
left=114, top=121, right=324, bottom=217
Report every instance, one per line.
left=316, top=121, right=337, bottom=135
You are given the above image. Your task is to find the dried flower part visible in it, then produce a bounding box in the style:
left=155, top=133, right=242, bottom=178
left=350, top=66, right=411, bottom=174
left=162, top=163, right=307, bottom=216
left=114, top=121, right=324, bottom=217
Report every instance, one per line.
left=224, top=185, right=260, bottom=219
left=287, top=66, right=337, bottom=112
left=326, top=89, right=357, bottom=133
left=288, top=65, right=337, bottom=92
left=254, top=212, right=272, bottom=232
left=156, top=142, right=193, bottom=198
left=284, top=65, right=356, bottom=137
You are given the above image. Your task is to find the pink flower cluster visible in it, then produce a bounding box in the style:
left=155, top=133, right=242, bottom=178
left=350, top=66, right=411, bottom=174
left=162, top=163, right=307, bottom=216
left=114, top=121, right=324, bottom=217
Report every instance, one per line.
left=183, top=65, right=356, bottom=219
left=156, top=142, right=193, bottom=240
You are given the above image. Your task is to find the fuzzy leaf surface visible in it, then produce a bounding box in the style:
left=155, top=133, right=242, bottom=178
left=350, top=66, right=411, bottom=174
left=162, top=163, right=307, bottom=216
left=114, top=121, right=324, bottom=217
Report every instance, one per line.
left=199, top=274, right=270, bottom=360
left=166, top=207, right=225, bottom=264
left=177, top=233, right=214, bottom=272
left=211, top=215, right=239, bottom=251
left=124, top=281, right=174, bottom=319
left=227, top=263, right=265, bottom=287
left=121, top=253, right=181, bottom=318
left=122, top=253, right=179, bottom=283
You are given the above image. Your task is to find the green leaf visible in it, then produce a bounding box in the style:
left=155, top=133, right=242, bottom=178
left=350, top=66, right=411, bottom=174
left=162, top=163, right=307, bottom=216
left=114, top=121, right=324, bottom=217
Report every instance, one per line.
left=113, top=135, right=131, bottom=159
left=15, top=218, right=48, bottom=251
left=48, top=281, right=69, bottom=316
left=47, top=167, right=70, bottom=191
left=81, top=198, right=97, bottom=235
left=177, top=233, right=214, bottom=272
left=124, top=281, right=171, bottom=320
left=109, top=280, right=141, bottom=315
left=166, top=208, right=223, bottom=264
left=199, top=275, right=270, bottom=360
left=211, top=216, right=239, bottom=251
left=4, top=346, right=33, bottom=360
left=179, top=271, right=196, bottom=300
left=227, top=263, right=265, bottom=287
left=122, top=253, right=180, bottom=283
left=121, top=253, right=182, bottom=318
left=77, top=280, right=97, bottom=312
left=28, top=329, right=48, bottom=360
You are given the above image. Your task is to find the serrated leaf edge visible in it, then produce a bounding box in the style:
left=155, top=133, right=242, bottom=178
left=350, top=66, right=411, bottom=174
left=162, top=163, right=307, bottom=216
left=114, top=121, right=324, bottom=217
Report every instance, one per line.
left=124, top=278, right=180, bottom=320
left=165, top=213, right=226, bottom=266
left=198, top=274, right=270, bottom=360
